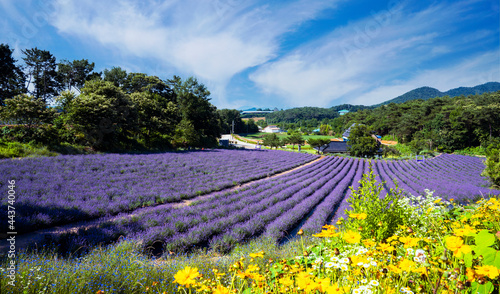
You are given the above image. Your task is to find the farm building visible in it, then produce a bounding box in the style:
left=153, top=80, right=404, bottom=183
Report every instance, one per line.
left=315, top=141, right=350, bottom=154
left=262, top=125, right=284, bottom=133
left=342, top=123, right=357, bottom=141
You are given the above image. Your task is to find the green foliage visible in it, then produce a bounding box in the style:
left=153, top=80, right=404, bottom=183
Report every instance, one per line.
left=66, top=80, right=137, bottom=151
left=218, top=109, right=244, bottom=133
left=0, top=43, right=26, bottom=105
left=58, top=58, right=98, bottom=92
left=169, top=76, right=221, bottom=148
left=306, top=138, right=331, bottom=154
left=130, top=91, right=178, bottom=147
left=482, top=138, right=500, bottom=187
left=22, top=47, right=60, bottom=102
left=343, top=163, right=408, bottom=241
left=0, top=140, right=58, bottom=158
left=285, top=131, right=304, bottom=150
left=454, top=146, right=487, bottom=156
left=319, top=124, right=332, bottom=135
left=243, top=118, right=259, bottom=133
left=381, top=145, right=401, bottom=158
left=262, top=133, right=282, bottom=149
left=0, top=94, right=56, bottom=126
left=103, top=66, right=127, bottom=87
left=342, top=91, right=500, bottom=152
left=347, top=124, right=379, bottom=158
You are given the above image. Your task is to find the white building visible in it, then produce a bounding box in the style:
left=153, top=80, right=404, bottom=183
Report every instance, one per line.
left=262, top=125, right=284, bottom=133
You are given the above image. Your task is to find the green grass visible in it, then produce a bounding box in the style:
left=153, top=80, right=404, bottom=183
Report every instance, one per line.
left=453, top=146, right=487, bottom=156
left=0, top=140, right=58, bottom=159
left=0, top=236, right=317, bottom=293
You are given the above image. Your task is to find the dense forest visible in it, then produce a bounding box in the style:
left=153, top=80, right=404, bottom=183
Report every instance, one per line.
left=0, top=43, right=227, bottom=151
left=334, top=91, right=500, bottom=152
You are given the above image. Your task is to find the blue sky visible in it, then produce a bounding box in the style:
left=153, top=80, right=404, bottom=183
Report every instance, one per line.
left=1, top=0, right=498, bottom=109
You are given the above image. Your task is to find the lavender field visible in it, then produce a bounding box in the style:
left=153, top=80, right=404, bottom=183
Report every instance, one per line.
left=43, top=153, right=499, bottom=254
left=0, top=149, right=318, bottom=234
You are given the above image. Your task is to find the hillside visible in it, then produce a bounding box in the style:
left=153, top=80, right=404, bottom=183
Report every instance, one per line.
left=375, top=82, right=500, bottom=106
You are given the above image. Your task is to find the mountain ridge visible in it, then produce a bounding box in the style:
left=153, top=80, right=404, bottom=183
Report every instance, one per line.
left=373, top=82, right=500, bottom=107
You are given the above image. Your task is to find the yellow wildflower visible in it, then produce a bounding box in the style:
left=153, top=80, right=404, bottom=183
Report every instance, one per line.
left=212, top=285, right=231, bottom=294
left=296, top=272, right=318, bottom=292
left=349, top=212, right=368, bottom=220
left=377, top=243, right=395, bottom=252
left=278, top=276, right=294, bottom=288
left=324, top=282, right=346, bottom=294
left=475, top=265, right=500, bottom=279
left=313, top=227, right=339, bottom=238
left=362, top=239, right=376, bottom=248
left=466, top=268, right=476, bottom=282
left=249, top=251, right=264, bottom=258
left=315, top=277, right=332, bottom=292
left=399, top=236, right=420, bottom=248
left=343, top=230, right=362, bottom=244
left=399, top=259, right=416, bottom=272
left=445, top=236, right=471, bottom=257
left=388, top=264, right=402, bottom=275
left=173, top=266, right=200, bottom=288
left=453, top=225, right=477, bottom=237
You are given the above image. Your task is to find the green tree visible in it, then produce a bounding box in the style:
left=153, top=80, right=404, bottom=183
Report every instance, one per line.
left=481, top=138, right=500, bottom=187
left=129, top=91, right=179, bottom=147
left=0, top=44, right=26, bottom=105
left=218, top=109, right=244, bottom=134
left=348, top=124, right=379, bottom=157
left=123, top=73, right=175, bottom=100
left=286, top=132, right=304, bottom=150
left=307, top=138, right=331, bottom=154
left=168, top=76, right=221, bottom=148
left=262, top=133, right=282, bottom=149
left=244, top=118, right=259, bottom=133
left=66, top=80, right=136, bottom=150
left=58, top=59, right=99, bottom=92
left=22, top=47, right=60, bottom=102
left=319, top=124, right=332, bottom=135
left=0, top=94, right=55, bottom=127
left=103, top=67, right=127, bottom=87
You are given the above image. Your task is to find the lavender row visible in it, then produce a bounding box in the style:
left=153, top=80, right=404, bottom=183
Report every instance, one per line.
left=205, top=157, right=353, bottom=251
left=0, top=149, right=318, bottom=234
left=37, top=153, right=500, bottom=254
left=300, top=158, right=363, bottom=233
left=49, top=155, right=339, bottom=252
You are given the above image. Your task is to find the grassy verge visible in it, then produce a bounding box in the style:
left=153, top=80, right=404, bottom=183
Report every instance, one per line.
left=0, top=140, right=58, bottom=159
left=0, top=236, right=317, bottom=293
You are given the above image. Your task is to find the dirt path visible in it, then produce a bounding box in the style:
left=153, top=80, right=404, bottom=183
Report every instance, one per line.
left=0, top=156, right=326, bottom=253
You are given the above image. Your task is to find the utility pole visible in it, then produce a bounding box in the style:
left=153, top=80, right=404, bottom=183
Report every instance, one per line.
left=231, top=120, right=234, bottom=141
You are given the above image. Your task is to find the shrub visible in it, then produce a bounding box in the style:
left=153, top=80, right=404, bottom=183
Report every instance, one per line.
left=342, top=163, right=409, bottom=241
left=482, top=138, right=500, bottom=187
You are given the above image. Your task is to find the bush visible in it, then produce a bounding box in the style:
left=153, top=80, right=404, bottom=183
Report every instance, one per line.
left=342, top=163, right=409, bottom=241
left=482, top=138, right=500, bottom=187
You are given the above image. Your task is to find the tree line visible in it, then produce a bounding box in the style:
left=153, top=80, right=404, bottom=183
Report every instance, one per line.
left=334, top=92, right=500, bottom=153
left=0, top=43, right=238, bottom=151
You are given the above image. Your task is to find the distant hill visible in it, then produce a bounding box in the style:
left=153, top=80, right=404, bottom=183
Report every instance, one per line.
left=375, top=82, right=500, bottom=106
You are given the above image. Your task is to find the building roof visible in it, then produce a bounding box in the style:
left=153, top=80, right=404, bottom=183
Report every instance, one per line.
left=314, top=141, right=350, bottom=153
left=342, top=123, right=357, bottom=139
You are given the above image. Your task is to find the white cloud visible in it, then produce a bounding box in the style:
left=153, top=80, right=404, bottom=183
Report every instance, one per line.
left=350, top=50, right=500, bottom=105
left=249, top=1, right=500, bottom=107
left=48, top=0, right=336, bottom=107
